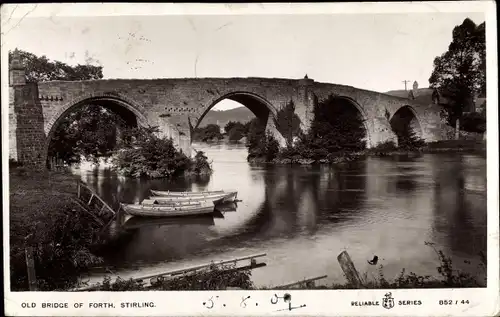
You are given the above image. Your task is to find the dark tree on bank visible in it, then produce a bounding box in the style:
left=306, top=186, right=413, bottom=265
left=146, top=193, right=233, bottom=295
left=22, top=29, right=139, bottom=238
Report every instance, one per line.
left=192, top=124, right=224, bottom=142
left=429, top=18, right=486, bottom=137
left=275, top=100, right=302, bottom=148
left=304, top=94, right=367, bottom=156
left=224, top=121, right=249, bottom=141
left=245, top=118, right=278, bottom=161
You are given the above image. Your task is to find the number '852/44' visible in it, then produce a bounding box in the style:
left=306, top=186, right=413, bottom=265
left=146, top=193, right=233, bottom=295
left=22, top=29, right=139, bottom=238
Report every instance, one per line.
left=439, top=300, right=470, bottom=305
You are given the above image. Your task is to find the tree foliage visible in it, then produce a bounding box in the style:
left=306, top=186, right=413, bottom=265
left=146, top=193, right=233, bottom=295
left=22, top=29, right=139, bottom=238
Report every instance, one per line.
left=225, top=121, right=249, bottom=141
left=306, top=94, right=367, bottom=153
left=9, top=49, right=103, bottom=82
left=429, top=18, right=486, bottom=123
left=192, top=124, right=224, bottom=142
left=275, top=100, right=302, bottom=147
left=48, top=107, right=126, bottom=164
left=245, top=118, right=278, bottom=161
left=112, top=126, right=212, bottom=178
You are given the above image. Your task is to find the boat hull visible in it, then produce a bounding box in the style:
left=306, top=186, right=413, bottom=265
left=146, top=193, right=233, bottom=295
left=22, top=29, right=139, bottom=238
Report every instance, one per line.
left=151, top=191, right=238, bottom=203
left=151, top=190, right=225, bottom=197
left=121, top=203, right=214, bottom=217
left=145, top=199, right=214, bottom=206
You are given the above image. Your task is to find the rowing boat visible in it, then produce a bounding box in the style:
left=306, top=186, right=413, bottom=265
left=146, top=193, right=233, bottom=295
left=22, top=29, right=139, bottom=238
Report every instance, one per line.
left=121, top=202, right=214, bottom=217
left=142, top=199, right=213, bottom=206
left=150, top=191, right=238, bottom=203
left=150, top=189, right=225, bottom=197
left=215, top=201, right=238, bottom=212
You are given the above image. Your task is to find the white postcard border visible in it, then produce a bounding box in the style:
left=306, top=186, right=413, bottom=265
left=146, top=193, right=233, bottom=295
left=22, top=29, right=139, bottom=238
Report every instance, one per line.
left=2, top=2, right=498, bottom=316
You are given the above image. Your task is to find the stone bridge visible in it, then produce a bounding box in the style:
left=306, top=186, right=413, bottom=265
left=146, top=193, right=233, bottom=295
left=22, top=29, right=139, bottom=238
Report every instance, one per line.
left=9, top=54, right=446, bottom=168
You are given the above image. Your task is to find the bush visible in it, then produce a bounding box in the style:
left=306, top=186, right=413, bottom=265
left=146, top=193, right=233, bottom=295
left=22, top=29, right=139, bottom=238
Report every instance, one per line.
left=192, top=124, right=223, bottom=142
left=112, top=126, right=212, bottom=178
left=461, top=112, right=486, bottom=133
left=396, top=128, right=426, bottom=151
left=192, top=151, right=212, bottom=175
left=371, top=140, right=397, bottom=152
left=92, top=262, right=254, bottom=291
left=275, top=100, right=302, bottom=147
left=227, top=122, right=248, bottom=142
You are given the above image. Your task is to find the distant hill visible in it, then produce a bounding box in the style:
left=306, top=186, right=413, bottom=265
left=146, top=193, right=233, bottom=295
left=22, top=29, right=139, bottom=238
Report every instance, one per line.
left=199, top=107, right=255, bottom=128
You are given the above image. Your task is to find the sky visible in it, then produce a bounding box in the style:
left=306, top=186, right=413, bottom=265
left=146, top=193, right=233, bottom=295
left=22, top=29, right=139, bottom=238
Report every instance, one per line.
left=1, top=4, right=486, bottom=110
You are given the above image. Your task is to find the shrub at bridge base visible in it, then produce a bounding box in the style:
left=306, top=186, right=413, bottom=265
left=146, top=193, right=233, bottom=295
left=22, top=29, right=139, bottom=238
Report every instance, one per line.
left=112, top=126, right=212, bottom=178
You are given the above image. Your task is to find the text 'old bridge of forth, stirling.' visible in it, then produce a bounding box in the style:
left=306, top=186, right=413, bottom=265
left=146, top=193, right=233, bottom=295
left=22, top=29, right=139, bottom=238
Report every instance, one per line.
left=8, top=51, right=446, bottom=168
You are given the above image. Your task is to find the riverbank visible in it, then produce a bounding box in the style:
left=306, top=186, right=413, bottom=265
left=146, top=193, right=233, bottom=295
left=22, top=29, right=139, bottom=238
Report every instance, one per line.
left=9, top=166, right=103, bottom=291
left=248, top=140, right=486, bottom=165
left=85, top=242, right=486, bottom=291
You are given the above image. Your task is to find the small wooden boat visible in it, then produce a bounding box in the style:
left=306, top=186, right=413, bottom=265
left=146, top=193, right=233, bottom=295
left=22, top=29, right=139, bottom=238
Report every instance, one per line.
left=142, top=199, right=212, bottom=206
left=215, top=201, right=238, bottom=212
left=151, top=189, right=225, bottom=197
left=150, top=191, right=238, bottom=203
left=121, top=202, right=214, bottom=217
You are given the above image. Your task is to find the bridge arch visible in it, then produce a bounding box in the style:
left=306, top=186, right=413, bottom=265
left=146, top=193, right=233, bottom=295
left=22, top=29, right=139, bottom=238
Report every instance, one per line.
left=326, top=95, right=372, bottom=148
left=44, top=93, right=150, bottom=166
left=389, top=105, right=423, bottom=144
left=194, top=91, right=277, bottom=130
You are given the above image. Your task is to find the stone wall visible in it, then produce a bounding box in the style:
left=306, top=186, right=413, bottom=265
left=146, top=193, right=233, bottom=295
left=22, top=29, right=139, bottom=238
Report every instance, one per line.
left=10, top=84, right=46, bottom=167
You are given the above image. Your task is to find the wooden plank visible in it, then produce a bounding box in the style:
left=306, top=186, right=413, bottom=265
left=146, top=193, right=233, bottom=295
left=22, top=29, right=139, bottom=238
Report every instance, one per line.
left=274, top=275, right=328, bottom=289
left=25, top=247, right=37, bottom=291
left=337, top=251, right=363, bottom=288
left=80, top=183, right=115, bottom=215
left=73, top=253, right=267, bottom=291
left=71, top=198, right=104, bottom=226
left=87, top=194, right=94, bottom=205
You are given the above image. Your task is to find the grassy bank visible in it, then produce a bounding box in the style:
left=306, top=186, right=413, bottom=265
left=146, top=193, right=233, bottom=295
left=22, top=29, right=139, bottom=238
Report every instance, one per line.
left=9, top=165, right=103, bottom=291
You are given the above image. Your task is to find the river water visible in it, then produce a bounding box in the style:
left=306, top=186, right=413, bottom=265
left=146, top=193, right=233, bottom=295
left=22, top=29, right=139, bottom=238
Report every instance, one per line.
left=72, top=143, right=487, bottom=288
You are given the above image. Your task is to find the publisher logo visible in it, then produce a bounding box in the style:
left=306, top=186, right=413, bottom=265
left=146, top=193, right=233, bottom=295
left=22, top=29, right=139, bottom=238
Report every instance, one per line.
left=382, top=292, right=394, bottom=310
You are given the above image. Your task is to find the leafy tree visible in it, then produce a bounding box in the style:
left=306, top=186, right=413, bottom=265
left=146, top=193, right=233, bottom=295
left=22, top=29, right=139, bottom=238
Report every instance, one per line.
left=9, top=49, right=103, bottom=82
left=245, top=117, right=280, bottom=162
left=48, top=106, right=127, bottom=165
left=275, top=100, right=302, bottom=147
left=306, top=94, right=367, bottom=154
left=224, top=121, right=238, bottom=134
left=192, top=124, right=223, bottom=142
left=429, top=18, right=485, bottom=136
left=226, top=122, right=248, bottom=141
left=112, top=126, right=212, bottom=178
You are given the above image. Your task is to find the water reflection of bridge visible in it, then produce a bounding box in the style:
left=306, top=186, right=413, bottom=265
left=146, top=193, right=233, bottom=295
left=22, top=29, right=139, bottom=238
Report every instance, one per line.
left=77, top=153, right=487, bottom=279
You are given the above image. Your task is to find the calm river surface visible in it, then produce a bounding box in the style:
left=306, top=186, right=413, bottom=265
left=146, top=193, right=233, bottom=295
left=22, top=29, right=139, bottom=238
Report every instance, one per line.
left=72, top=143, right=487, bottom=287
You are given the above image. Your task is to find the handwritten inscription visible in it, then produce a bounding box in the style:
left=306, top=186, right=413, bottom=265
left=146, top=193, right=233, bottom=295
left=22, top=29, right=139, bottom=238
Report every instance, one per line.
left=271, top=293, right=306, bottom=311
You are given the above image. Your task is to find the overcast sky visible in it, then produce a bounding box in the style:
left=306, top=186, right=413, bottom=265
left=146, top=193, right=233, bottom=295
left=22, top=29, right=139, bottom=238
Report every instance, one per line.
left=1, top=5, right=486, bottom=110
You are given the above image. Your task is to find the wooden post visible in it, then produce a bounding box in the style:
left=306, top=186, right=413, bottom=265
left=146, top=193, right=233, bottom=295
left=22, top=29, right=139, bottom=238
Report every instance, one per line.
left=337, top=251, right=363, bottom=288
left=77, top=181, right=81, bottom=199
left=25, top=246, right=37, bottom=291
